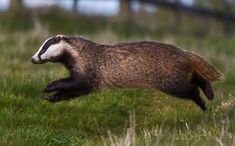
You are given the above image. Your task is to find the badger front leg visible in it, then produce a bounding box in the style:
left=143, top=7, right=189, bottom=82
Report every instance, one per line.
left=43, top=77, right=92, bottom=102
left=44, top=77, right=78, bottom=93
left=43, top=89, right=91, bottom=102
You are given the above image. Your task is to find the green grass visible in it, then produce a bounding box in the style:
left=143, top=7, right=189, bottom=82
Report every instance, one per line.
left=0, top=27, right=235, bottom=146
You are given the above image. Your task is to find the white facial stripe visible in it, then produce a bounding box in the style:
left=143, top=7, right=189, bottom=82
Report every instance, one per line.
left=40, top=42, right=64, bottom=60
left=32, top=37, right=52, bottom=60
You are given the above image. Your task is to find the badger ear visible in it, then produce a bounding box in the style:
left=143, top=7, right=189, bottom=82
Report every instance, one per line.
left=56, top=34, right=64, bottom=39
left=56, top=35, right=70, bottom=42
left=62, top=36, right=70, bottom=43
left=54, top=35, right=62, bottom=42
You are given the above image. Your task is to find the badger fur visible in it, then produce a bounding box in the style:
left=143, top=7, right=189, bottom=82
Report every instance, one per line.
left=31, top=35, right=223, bottom=111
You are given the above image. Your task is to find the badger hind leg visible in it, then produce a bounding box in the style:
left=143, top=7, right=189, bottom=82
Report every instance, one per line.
left=162, top=86, right=207, bottom=111
left=191, top=74, right=214, bottom=100
left=191, top=87, right=207, bottom=111
left=173, top=87, right=207, bottom=111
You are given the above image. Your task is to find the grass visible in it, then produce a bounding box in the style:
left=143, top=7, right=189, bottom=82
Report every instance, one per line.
left=0, top=19, right=235, bottom=145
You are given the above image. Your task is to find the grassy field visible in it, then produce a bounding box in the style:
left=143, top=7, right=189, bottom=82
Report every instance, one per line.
left=0, top=27, right=235, bottom=146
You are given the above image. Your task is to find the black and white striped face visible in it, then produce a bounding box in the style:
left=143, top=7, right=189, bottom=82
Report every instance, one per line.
left=31, top=35, right=68, bottom=64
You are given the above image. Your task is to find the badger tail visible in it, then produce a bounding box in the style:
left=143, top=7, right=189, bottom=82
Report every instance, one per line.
left=186, top=51, right=224, bottom=82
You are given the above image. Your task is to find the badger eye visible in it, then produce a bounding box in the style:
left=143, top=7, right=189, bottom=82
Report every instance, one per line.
left=40, top=49, right=46, bottom=55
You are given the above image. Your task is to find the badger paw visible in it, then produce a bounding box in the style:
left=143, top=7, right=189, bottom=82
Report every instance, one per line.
left=42, top=95, right=60, bottom=103
left=42, top=92, right=69, bottom=102
left=42, top=93, right=63, bottom=103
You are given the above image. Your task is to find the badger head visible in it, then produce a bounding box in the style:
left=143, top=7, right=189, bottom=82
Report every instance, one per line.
left=31, top=35, right=69, bottom=64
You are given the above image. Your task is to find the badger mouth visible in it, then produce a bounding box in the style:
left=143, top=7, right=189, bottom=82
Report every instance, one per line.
left=31, top=58, right=48, bottom=64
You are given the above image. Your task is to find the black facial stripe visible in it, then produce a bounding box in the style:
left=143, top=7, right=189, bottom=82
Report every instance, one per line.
left=38, top=37, right=61, bottom=59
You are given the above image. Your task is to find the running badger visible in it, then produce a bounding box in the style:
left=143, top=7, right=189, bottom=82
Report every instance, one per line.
left=31, top=35, right=223, bottom=111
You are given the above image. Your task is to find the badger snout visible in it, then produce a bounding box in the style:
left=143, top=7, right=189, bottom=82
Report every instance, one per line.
left=31, top=58, right=38, bottom=64
left=31, top=57, right=41, bottom=64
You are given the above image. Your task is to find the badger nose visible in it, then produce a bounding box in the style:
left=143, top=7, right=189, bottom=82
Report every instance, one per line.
left=31, top=58, right=37, bottom=64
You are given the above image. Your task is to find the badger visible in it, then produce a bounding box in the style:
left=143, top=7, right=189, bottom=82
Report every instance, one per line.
left=31, top=35, right=223, bottom=111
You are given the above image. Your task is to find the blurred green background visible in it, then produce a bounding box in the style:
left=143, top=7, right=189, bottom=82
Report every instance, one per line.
left=0, top=0, right=235, bottom=146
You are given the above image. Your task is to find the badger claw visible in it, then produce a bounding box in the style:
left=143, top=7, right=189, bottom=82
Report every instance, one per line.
left=42, top=91, right=69, bottom=102
left=42, top=95, right=60, bottom=103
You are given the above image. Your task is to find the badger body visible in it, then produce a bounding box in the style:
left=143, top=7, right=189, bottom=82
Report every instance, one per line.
left=31, top=35, right=223, bottom=111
